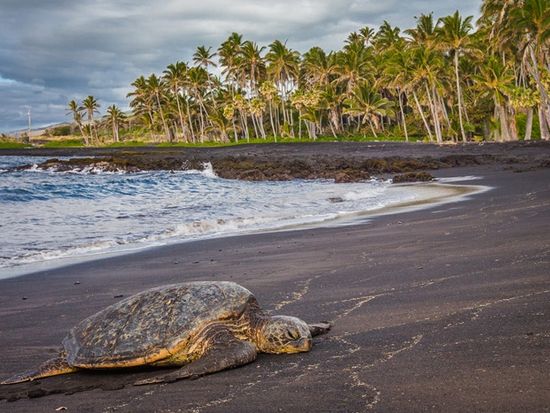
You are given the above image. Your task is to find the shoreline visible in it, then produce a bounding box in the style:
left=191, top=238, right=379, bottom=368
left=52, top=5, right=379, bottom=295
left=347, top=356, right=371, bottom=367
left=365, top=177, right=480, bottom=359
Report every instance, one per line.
left=0, top=178, right=488, bottom=281
left=1, top=144, right=549, bottom=411
left=2, top=141, right=550, bottom=182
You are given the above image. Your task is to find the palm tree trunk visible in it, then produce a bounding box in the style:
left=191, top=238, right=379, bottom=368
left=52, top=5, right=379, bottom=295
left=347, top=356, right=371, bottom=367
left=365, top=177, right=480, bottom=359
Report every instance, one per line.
left=232, top=116, right=238, bottom=143
left=185, top=99, right=197, bottom=143
left=251, top=114, right=259, bottom=139
left=424, top=83, right=442, bottom=143
left=538, top=105, right=550, bottom=141
left=147, top=110, right=154, bottom=132
left=258, top=115, right=267, bottom=139
left=496, top=101, right=509, bottom=142
left=527, top=45, right=550, bottom=139
left=398, top=91, right=409, bottom=142
left=198, top=104, right=206, bottom=143
left=525, top=107, right=533, bottom=141
left=298, top=110, right=302, bottom=139
left=78, top=123, right=89, bottom=146
left=304, top=121, right=310, bottom=139
left=454, top=53, right=467, bottom=142
left=92, top=115, right=99, bottom=145
left=413, top=91, right=433, bottom=142
left=436, top=91, right=452, bottom=131
left=185, top=99, right=196, bottom=144
left=240, top=111, right=250, bottom=142
left=367, top=118, right=378, bottom=138
left=311, top=121, right=318, bottom=140
left=175, top=92, right=186, bottom=142
left=329, top=119, right=338, bottom=138
left=268, top=101, right=276, bottom=141
left=275, top=106, right=281, bottom=135
left=507, top=105, right=518, bottom=140
left=155, top=93, right=170, bottom=142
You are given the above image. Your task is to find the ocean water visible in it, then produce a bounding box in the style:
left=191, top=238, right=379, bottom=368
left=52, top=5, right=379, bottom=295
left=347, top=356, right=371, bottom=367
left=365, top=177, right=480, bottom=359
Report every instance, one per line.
left=0, top=156, right=430, bottom=277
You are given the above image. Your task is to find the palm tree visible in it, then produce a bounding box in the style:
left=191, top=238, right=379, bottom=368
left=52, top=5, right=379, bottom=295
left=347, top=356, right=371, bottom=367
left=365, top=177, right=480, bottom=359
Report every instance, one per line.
left=374, top=21, right=404, bottom=51
left=218, top=33, right=244, bottom=90
left=208, top=108, right=232, bottom=143
left=405, top=13, right=438, bottom=48
left=359, top=26, right=376, bottom=46
left=82, top=96, right=100, bottom=144
left=320, top=84, right=344, bottom=137
left=68, top=1, right=550, bottom=143
left=344, top=84, right=394, bottom=138
left=302, top=47, right=337, bottom=87
left=409, top=45, right=446, bottom=142
left=128, top=76, right=153, bottom=119
left=266, top=40, right=300, bottom=91
left=146, top=74, right=170, bottom=141
left=335, top=41, right=373, bottom=94
left=385, top=49, right=415, bottom=141
left=437, top=11, right=476, bottom=141
left=163, top=61, right=189, bottom=141
left=473, top=56, right=516, bottom=141
left=186, top=67, right=211, bottom=142
left=479, top=0, right=518, bottom=39
left=66, top=100, right=89, bottom=145
left=507, top=0, right=550, bottom=140
left=193, top=46, right=217, bottom=69
left=237, top=41, right=266, bottom=96
left=104, top=105, right=126, bottom=142
left=259, top=81, right=279, bottom=139
left=266, top=40, right=300, bottom=134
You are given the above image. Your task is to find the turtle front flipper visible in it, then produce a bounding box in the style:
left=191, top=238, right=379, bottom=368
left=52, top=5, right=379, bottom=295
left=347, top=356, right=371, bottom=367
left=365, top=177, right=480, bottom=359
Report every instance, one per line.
left=134, top=328, right=257, bottom=386
left=1, top=356, right=78, bottom=385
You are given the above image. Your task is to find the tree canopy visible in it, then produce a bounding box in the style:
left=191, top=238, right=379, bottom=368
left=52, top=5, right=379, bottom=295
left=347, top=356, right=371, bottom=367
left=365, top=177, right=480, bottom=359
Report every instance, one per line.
left=68, top=0, right=550, bottom=145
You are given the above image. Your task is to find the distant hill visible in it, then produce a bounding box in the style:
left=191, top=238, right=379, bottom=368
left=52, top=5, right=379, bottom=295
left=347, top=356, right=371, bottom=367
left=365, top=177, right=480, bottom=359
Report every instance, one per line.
left=10, top=122, right=72, bottom=138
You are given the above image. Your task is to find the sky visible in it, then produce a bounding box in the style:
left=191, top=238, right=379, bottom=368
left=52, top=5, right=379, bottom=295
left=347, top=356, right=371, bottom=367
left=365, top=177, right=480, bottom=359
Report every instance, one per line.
left=0, top=0, right=480, bottom=132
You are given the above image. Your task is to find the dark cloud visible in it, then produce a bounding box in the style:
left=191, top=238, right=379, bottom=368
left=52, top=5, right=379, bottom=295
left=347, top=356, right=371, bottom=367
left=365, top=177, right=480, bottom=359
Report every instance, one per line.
left=0, top=0, right=480, bottom=132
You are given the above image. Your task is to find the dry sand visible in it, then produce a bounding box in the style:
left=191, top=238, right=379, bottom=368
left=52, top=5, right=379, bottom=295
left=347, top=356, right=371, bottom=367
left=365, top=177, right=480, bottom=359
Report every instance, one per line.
left=0, top=143, right=549, bottom=412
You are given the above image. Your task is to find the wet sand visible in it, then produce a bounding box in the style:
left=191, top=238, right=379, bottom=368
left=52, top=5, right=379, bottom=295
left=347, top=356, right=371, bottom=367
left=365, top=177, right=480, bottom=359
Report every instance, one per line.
left=0, top=144, right=549, bottom=412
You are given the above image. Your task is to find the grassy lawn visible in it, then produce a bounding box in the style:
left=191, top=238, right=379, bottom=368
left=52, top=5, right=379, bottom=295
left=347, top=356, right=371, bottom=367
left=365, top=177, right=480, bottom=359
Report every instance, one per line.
left=1, top=134, right=430, bottom=150
left=0, top=142, right=33, bottom=149
left=41, top=138, right=85, bottom=148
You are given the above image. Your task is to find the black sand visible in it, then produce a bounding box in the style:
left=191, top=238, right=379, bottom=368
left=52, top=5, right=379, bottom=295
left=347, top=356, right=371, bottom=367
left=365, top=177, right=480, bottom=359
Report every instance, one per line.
left=0, top=143, right=549, bottom=412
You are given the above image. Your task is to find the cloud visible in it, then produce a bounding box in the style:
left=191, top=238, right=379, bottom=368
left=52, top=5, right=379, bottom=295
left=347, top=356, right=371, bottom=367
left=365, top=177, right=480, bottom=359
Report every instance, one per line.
left=0, top=0, right=480, bottom=131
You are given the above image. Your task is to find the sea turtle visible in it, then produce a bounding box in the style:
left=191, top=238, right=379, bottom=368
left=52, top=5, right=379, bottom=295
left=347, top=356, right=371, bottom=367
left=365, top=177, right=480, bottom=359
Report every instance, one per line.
left=2, top=281, right=330, bottom=386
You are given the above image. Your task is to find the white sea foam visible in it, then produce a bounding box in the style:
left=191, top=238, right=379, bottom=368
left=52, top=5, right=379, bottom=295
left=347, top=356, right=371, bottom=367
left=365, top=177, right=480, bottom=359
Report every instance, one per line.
left=0, top=156, right=488, bottom=278
left=438, top=176, right=482, bottom=183
left=200, top=162, right=217, bottom=178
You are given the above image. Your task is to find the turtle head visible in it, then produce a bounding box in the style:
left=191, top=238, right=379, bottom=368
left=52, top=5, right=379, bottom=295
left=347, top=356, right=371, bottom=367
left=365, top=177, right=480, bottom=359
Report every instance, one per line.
left=256, top=316, right=312, bottom=354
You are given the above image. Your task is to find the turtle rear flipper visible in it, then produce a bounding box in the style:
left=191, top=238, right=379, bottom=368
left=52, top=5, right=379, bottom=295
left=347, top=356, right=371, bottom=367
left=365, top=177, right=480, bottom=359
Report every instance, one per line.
left=1, top=356, right=78, bottom=385
left=134, top=328, right=257, bottom=386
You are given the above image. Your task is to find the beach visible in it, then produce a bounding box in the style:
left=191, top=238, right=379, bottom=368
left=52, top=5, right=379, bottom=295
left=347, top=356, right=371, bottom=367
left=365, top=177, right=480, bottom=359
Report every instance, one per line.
left=0, top=143, right=549, bottom=412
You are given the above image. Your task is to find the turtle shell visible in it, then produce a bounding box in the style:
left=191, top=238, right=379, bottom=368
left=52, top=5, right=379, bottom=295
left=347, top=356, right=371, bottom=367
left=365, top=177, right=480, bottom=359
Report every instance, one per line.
left=62, top=281, right=256, bottom=368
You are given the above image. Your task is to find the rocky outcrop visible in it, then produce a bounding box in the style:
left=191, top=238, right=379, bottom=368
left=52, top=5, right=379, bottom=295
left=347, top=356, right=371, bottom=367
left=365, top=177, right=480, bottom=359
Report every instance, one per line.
left=392, top=172, right=435, bottom=183
left=10, top=141, right=549, bottom=183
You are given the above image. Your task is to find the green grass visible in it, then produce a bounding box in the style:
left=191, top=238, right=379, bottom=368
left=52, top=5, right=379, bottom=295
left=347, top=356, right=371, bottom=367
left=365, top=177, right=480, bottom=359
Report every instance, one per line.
left=41, top=139, right=85, bottom=148
left=0, top=142, right=32, bottom=149
left=3, top=134, right=418, bottom=150
left=105, top=140, right=153, bottom=148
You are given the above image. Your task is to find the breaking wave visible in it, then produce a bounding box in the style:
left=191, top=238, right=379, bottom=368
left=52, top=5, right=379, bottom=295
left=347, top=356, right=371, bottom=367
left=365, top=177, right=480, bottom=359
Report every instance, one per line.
left=0, top=156, right=448, bottom=276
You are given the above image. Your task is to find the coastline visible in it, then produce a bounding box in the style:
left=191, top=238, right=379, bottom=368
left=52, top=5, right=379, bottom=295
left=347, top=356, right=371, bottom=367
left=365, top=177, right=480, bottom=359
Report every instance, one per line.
left=0, top=144, right=549, bottom=411
left=0, top=178, right=488, bottom=281
left=3, top=141, right=550, bottom=182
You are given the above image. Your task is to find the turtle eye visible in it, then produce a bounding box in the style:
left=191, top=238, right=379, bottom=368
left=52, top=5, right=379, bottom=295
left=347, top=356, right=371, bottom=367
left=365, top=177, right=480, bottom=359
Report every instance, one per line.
left=287, top=329, right=300, bottom=340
